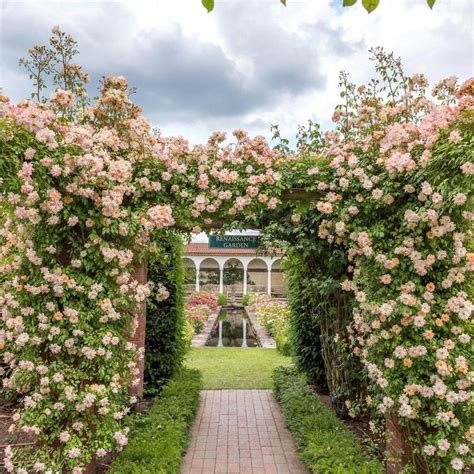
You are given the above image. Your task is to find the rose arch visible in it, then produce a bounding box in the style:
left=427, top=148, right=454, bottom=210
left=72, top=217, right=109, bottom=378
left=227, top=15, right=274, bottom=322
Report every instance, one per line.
left=0, top=32, right=472, bottom=473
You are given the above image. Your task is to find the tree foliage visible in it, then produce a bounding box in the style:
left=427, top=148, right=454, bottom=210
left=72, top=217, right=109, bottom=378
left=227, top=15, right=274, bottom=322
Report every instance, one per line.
left=202, top=0, right=437, bottom=13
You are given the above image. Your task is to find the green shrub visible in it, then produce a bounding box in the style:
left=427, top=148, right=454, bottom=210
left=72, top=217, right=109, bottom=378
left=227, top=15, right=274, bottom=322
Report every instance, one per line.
left=241, top=293, right=250, bottom=306
left=182, top=319, right=195, bottom=350
left=144, top=235, right=185, bottom=396
left=275, top=332, right=292, bottom=356
left=216, top=292, right=228, bottom=305
left=285, top=253, right=328, bottom=388
left=111, top=368, right=202, bottom=474
left=273, top=366, right=383, bottom=474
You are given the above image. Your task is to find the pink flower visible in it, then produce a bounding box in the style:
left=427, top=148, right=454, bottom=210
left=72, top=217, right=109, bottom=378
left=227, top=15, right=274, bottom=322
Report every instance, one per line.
left=316, top=201, right=333, bottom=214
left=68, top=448, right=81, bottom=459
left=453, top=193, right=467, bottom=205
left=385, top=152, right=416, bottom=173
left=146, top=205, right=174, bottom=229
left=448, top=130, right=462, bottom=143
left=51, top=89, right=75, bottom=109
left=68, top=216, right=79, bottom=226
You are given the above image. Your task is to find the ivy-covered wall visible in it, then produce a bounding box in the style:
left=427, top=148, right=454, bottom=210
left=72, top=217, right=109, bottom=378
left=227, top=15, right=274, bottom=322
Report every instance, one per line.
left=144, top=234, right=185, bottom=396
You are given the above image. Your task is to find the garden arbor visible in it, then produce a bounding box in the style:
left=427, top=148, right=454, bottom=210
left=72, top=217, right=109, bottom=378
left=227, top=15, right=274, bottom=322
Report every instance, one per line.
left=0, top=43, right=473, bottom=474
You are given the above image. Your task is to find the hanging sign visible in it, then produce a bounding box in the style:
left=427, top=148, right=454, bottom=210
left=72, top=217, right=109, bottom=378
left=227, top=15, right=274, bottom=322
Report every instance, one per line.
left=209, top=235, right=260, bottom=249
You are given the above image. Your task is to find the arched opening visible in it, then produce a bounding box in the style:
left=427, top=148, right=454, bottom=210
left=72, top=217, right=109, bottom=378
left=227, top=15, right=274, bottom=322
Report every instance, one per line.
left=271, top=258, right=286, bottom=298
left=199, top=257, right=220, bottom=293
left=182, top=257, right=196, bottom=294
left=223, top=258, right=244, bottom=299
left=247, top=258, right=268, bottom=294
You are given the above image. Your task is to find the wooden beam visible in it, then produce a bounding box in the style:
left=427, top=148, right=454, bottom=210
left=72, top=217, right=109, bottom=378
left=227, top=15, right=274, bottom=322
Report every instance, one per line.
left=281, top=188, right=321, bottom=202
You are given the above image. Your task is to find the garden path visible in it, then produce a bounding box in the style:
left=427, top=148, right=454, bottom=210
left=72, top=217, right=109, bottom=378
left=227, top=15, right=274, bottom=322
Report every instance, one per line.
left=181, top=389, right=308, bottom=474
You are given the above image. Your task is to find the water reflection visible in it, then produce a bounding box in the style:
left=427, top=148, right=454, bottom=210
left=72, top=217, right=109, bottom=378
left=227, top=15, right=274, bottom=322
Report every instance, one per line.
left=206, top=308, right=259, bottom=347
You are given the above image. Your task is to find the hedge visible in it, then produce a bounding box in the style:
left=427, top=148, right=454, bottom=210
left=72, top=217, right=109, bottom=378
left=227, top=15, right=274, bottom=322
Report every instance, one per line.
left=273, top=366, right=383, bottom=474
left=110, top=368, right=202, bottom=474
left=144, top=234, right=185, bottom=396
left=285, top=253, right=327, bottom=387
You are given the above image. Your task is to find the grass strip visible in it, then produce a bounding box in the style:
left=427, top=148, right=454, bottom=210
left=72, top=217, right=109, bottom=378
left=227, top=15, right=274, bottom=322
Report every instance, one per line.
left=273, top=366, right=383, bottom=474
left=185, top=347, right=292, bottom=389
left=110, top=368, right=201, bottom=474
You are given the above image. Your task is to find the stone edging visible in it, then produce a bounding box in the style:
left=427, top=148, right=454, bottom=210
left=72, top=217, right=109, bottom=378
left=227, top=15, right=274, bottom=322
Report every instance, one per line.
left=245, top=307, right=276, bottom=349
left=191, top=306, right=221, bottom=347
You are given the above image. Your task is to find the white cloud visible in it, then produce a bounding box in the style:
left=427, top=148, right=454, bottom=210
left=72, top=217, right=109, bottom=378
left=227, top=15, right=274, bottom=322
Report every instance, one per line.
left=1, top=0, right=472, bottom=145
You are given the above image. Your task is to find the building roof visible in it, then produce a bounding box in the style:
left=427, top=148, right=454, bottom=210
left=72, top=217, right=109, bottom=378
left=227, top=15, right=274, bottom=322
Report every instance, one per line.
left=184, top=242, right=283, bottom=257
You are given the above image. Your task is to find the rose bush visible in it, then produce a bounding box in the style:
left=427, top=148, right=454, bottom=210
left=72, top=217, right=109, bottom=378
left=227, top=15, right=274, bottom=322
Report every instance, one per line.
left=186, top=291, right=218, bottom=311
left=0, top=29, right=284, bottom=472
left=261, top=50, right=473, bottom=471
left=184, top=292, right=220, bottom=333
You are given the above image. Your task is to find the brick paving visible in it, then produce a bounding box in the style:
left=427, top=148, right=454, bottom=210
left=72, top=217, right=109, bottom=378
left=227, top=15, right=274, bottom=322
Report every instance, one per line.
left=181, top=390, right=308, bottom=474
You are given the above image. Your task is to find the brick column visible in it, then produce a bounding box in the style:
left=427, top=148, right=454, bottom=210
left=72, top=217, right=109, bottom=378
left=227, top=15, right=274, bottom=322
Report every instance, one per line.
left=386, top=415, right=428, bottom=473
left=128, top=261, right=148, bottom=399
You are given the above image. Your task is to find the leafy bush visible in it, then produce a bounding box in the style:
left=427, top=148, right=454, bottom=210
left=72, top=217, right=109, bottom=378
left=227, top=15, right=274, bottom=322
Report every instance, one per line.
left=285, top=253, right=327, bottom=388
left=216, top=292, right=228, bottom=306
left=284, top=251, right=366, bottom=415
left=184, top=305, right=210, bottom=333
left=241, top=293, right=250, bottom=306
left=273, top=367, right=383, bottom=474
left=182, top=319, right=195, bottom=349
left=144, top=235, right=185, bottom=396
left=111, top=368, right=202, bottom=474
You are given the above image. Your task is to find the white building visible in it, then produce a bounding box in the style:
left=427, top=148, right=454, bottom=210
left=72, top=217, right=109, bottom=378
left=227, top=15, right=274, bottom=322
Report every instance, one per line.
left=182, top=242, right=286, bottom=298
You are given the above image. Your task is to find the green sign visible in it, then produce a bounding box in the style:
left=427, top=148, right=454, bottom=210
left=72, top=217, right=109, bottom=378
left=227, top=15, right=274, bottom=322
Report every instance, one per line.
left=209, top=235, right=260, bottom=249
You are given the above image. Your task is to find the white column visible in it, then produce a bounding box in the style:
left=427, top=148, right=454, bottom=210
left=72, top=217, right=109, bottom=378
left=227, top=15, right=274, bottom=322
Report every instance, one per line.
left=243, top=266, right=248, bottom=295
left=217, top=320, right=223, bottom=347
left=267, top=266, right=272, bottom=295
left=241, top=318, right=248, bottom=347
left=219, top=266, right=224, bottom=294
left=195, top=264, right=200, bottom=292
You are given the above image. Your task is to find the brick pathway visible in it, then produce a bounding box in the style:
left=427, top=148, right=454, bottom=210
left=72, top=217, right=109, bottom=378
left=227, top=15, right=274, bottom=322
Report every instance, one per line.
left=181, top=390, right=308, bottom=474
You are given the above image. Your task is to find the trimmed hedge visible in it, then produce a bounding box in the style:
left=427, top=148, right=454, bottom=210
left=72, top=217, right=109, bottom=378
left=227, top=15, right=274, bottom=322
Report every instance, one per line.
left=144, top=234, right=185, bottom=396
left=273, top=366, right=383, bottom=474
left=110, top=368, right=202, bottom=474
left=285, top=253, right=327, bottom=387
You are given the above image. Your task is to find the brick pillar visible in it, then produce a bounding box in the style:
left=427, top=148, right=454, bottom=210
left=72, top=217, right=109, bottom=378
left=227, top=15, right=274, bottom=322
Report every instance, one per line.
left=386, top=415, right=429, bottom=473
left=128, top=261, right=148, bottom=399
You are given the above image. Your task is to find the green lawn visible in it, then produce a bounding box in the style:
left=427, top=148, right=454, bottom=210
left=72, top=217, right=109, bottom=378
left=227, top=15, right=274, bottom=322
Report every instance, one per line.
left=184, top=347, right=293, bottom=389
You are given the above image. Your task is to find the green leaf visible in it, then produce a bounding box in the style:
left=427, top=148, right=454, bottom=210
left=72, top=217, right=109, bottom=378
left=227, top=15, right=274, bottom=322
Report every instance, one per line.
left=427, top=0, right=436, bottom=8
left=202, top=0, right=214, bottom=12
left=362, top=0, right=379, bottom=13
left=343, top=0, right=357, bottom=6
left=280, top=0, right=287, bottom=5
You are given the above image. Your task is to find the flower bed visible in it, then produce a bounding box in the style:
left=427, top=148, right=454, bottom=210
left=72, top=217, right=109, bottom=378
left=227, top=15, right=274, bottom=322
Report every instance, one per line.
left=248, top=293, right=292, bottom=355
left=184, top=292, right=219, bottom=335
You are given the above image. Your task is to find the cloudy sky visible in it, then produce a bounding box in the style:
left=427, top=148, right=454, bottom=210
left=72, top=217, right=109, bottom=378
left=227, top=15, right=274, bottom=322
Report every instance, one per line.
left=1, top=0, right=473, bottom=145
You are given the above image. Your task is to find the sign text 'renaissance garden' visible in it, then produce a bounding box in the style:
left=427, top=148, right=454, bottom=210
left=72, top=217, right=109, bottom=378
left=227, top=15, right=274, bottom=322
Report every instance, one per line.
left=208, top=235, right=260, bottom=249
